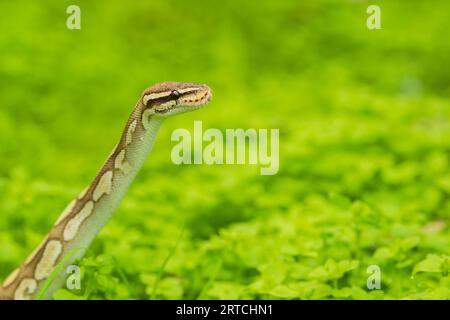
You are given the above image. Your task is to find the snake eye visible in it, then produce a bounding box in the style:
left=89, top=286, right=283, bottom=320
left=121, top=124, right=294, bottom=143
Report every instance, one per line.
left=170, top=90, right=180, bottom=99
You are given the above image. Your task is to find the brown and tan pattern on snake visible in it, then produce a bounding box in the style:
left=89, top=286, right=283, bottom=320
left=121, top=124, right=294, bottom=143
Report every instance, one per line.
left=0, top=82, right=212, bottom=300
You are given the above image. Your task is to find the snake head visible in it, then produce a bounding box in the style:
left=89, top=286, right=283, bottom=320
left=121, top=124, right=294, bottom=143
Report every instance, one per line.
left=142, top=82, right=212, bottom=117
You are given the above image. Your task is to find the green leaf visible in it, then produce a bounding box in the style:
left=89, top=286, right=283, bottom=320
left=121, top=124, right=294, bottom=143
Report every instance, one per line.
left=52, top=289, right=85, bottom=300
left=413, top=255, right=447, bottom=275
left=269, top=285, right=298, bottom=299
left=206, top=282, right=244, bottom=299
left=309, top=259, right=359, bottom=281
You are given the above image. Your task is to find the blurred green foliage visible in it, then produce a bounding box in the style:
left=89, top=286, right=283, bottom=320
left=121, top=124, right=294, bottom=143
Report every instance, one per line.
left=0, top=0, right=449, bottom=299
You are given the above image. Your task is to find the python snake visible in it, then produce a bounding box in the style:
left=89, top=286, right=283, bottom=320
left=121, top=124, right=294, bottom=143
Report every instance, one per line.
left=0, top=82, right=212, bottom=300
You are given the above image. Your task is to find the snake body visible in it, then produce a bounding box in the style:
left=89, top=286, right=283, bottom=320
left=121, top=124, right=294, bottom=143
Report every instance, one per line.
left=0, top=82, right=212, bottom=300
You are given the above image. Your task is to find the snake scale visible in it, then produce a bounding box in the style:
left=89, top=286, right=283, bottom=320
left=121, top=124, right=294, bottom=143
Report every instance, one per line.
left=0, top=82, right=212, bottom=300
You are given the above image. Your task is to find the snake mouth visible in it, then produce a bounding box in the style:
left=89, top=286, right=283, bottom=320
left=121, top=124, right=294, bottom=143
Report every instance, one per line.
left=155, top=86, right=212, bottom=115
left=179, top=86, right=212, bottom=107
left=154, top=107, right=175, bottom=114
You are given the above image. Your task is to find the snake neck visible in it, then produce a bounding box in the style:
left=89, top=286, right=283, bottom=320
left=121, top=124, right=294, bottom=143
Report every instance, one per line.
left=0, top=101, right=163, bottom=300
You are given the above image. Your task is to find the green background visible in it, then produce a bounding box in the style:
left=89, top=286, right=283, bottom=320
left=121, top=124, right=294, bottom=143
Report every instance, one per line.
left=0, top=0, right=449, bottom=299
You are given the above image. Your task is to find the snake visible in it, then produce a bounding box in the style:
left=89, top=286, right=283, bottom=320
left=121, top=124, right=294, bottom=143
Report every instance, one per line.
left=0, top=82, right=212, bottom=300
